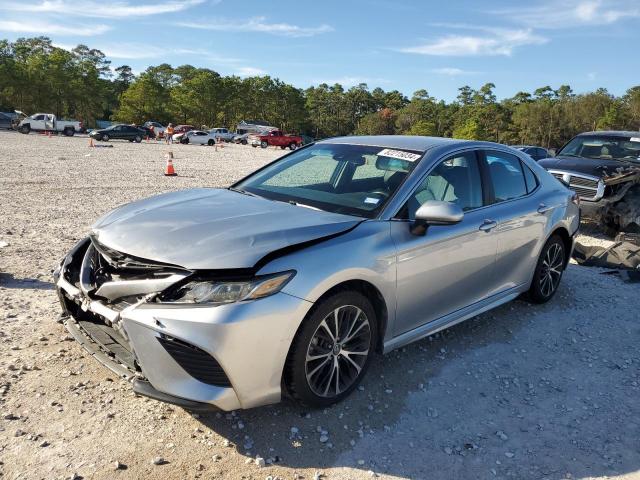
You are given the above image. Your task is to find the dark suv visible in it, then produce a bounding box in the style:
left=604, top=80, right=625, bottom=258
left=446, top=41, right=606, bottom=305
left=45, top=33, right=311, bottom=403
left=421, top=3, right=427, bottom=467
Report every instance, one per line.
left=539, top=131, right=640, bottom=234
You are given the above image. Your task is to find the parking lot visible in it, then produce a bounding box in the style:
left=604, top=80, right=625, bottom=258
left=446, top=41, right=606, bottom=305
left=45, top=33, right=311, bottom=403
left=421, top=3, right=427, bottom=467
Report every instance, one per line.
left=1, top=131, right=640, bottom=480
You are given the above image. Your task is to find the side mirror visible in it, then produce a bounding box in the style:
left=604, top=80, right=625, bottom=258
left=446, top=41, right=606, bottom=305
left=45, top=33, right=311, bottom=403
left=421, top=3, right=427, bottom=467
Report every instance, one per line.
left=410, top=201, right=464, bottom=236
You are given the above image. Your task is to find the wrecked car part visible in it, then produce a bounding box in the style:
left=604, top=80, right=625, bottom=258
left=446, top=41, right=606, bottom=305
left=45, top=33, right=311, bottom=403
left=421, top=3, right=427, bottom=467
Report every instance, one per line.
left=572, top=241, right=640, bottom=270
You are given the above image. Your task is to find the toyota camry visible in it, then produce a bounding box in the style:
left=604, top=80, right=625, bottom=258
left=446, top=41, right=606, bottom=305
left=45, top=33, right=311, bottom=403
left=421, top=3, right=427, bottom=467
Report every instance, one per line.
left=54, top=136, right=580, bottom=411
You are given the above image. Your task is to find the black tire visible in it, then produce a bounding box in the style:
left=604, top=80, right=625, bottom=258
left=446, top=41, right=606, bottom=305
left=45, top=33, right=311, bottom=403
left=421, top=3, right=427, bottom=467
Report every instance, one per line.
left=241, top=139, right=247, bottom=145
left=135, top=135, right=142, bottom=143
left=63, top=127, right=74, bottom=137
left=280, top=145, right=286, bottom=150
left=260, top=140, right=268, bottom=148
left=102, top=134, right=109, bottom=141
left=208, top=139, right=214, bottom=146
left=251, top=144, right=257, bottom=148
left=183, top=138, right=189, bottom=144
left=20, top=125, right=30, bottom=134
left=289, top=142, right=297, bottom=150
left=527, top=235, right=566, bottom=304
left=284, top=290, right=377, bottom=407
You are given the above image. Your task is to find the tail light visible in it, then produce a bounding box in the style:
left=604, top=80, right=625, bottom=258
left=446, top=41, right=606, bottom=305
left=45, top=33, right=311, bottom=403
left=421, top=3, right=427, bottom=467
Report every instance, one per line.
left=571, top=192, right=580, bottom=207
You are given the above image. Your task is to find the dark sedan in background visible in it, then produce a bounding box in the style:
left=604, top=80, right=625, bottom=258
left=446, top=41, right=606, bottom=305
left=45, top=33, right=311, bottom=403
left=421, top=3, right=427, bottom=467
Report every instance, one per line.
left=90, top=124, right=146, bottom=142
left=513, top=145, right=551, bottom=161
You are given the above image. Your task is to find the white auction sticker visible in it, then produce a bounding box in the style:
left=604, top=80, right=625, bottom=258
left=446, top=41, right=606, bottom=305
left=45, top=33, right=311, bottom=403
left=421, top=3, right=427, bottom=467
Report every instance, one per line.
left=378, top=148, right=421, bottom=162
left=364, top=197, right=380, bottom=205
left=630, top=137, right=640, bottom=142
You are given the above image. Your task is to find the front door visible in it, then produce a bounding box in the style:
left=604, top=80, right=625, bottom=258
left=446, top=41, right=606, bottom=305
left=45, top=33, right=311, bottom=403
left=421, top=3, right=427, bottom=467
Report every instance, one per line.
left=390, top=150, right=499, bottom=336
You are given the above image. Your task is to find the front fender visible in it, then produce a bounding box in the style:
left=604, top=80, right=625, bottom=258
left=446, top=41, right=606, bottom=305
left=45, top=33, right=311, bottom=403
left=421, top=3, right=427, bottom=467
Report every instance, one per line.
left=257, top=221, right=398, bottom=339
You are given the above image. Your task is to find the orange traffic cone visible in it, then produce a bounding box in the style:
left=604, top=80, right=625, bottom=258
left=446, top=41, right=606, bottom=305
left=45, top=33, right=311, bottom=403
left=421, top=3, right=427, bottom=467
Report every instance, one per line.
left=89, top=137, right=94, bottom=147
left=164, top=152, right=177, bottom=176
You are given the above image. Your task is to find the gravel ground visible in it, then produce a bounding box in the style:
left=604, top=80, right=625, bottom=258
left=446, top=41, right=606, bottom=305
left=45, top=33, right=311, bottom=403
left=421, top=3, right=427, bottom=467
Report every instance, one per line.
left=1, top=131, right=639, bottom=480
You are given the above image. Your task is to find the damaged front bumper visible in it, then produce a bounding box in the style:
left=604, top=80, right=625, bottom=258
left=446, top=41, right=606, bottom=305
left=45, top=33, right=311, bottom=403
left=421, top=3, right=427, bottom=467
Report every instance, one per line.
left=54, top=238, right=312, bottom=411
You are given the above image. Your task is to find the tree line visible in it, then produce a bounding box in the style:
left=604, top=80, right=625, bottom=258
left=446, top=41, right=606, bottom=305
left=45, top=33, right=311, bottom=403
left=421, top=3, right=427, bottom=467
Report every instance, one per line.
left=1, top=37, right=639, bottom=148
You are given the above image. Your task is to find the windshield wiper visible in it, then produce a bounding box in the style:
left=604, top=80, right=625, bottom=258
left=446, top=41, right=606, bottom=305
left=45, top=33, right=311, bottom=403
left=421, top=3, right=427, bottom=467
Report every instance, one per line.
left=287, top=200, right=322, bottom=211
left=229, top=186, right=259, bottom=197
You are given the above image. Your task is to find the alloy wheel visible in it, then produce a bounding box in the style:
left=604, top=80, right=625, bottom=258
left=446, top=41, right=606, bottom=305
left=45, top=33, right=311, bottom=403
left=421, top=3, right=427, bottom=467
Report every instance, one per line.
left=539, top=242, right=563, bottom=297
left=305, top=305, right=371, bottom=398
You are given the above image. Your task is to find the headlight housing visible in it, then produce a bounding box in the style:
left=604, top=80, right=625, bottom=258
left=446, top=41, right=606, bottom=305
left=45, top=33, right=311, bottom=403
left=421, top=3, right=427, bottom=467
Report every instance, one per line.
left=167, top=271, right=295, bottom=305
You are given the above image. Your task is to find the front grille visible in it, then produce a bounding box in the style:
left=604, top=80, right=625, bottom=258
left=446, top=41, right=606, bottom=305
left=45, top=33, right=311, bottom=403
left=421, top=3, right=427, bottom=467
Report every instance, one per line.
left=569, top=176, right=599, bottom=188
left=549, top=171, right=602, bottom=201
left=157, top=335, right=232, bottom=387
left=570, top=185, right=596, bottom=198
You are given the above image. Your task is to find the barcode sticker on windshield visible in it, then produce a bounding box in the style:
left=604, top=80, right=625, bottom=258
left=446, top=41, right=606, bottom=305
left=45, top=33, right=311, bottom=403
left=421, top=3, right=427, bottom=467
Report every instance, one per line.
left=378, top=148, right=421, bottom=162
left=631, top=137, right=640, bottom=142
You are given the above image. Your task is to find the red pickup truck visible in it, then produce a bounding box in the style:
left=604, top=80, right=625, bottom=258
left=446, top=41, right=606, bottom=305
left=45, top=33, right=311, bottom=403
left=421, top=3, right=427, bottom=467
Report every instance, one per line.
left=249, top=130, right=302, bottom=150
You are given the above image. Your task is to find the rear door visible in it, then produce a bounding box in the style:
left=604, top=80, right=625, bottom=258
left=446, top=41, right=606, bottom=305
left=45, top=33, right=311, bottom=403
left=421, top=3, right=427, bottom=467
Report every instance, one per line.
left=480, top=150, right=546, bottom=294
left=390, top=149, right=500, bottom=335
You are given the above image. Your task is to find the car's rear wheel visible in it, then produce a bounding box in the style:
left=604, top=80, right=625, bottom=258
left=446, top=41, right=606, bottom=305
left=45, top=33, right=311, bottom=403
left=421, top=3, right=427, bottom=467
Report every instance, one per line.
left=63, top=127, right=74, bottom=137
left=135, top=135, right=142, bottom=143
left=285, top=290, right=376, bottom=407
left=208, top=139, right=214, bottom=146
left=20, top=125, right=30, bottom=134
left=527, top=235, right=565, bottom=303
left=289, top=143, right=297, bottom=150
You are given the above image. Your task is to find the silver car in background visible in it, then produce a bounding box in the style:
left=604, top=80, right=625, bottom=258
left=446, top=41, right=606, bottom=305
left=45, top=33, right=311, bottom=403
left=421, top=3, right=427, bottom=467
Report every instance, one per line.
left=54, top=136, right=580, bottom=411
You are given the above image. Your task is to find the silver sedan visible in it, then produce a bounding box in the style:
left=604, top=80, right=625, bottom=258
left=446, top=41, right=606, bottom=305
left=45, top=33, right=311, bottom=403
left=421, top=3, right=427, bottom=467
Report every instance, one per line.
left=54, top=136, right=580, bottom=410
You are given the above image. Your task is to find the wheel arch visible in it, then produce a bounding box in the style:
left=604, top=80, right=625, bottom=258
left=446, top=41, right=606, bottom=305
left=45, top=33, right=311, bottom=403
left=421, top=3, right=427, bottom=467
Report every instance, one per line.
left=547, top=225, right=573, bottom=269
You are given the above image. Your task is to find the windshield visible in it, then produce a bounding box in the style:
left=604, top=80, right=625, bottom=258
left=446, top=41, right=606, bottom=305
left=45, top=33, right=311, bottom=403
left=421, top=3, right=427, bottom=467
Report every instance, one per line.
left=234, top=143, right=423, bottom=218
left=558, top=135, right=640, bottom=162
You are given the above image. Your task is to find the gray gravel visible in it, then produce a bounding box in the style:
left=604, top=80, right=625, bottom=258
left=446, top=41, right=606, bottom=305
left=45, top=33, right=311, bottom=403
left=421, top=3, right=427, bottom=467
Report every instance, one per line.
left=1, top=131, right=639, bottom=480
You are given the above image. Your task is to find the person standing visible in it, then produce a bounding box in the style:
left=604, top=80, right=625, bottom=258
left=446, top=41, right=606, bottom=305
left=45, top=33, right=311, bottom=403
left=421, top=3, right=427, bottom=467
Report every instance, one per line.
left=166, top=123, right=174, bottom=144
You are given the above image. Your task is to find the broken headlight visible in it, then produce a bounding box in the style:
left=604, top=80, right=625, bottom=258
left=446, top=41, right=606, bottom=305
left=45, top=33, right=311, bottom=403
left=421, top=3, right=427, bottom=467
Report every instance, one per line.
left=168, top=271, right=295, bottom=305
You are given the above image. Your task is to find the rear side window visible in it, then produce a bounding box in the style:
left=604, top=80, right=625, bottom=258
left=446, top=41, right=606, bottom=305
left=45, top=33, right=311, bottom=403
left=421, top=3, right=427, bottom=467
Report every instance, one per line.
left=485, top=151, right=528, bottom=202
left=522, top=163, right=539, bottom=193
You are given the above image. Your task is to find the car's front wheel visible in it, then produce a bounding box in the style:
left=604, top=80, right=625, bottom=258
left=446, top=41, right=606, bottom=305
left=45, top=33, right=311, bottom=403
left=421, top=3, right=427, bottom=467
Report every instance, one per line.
left=527, top=234, right=565, bottom=303
left=285, top=290, right=376, bottom=407
left=102, top=134, right=109, bottom=141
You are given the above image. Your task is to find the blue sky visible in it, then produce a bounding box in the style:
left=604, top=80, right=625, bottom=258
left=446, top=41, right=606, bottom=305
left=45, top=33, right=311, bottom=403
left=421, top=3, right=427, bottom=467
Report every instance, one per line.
left=0, top=0, right=638, bottom=101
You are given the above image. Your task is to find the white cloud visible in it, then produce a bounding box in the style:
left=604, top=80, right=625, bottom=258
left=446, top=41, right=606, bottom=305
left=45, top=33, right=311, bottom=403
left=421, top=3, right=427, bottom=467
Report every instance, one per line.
left=177, top=16, right=333, bottom=37
left=399, top=28, right=547, bottom=56
left=431, top=67, right=479, bottom=76
left=236, top=66, right=266, bottom=76
left=496, top=0, right=640, bottom=28
left=0, top=0, right=206, bottom=18
left=0, top=19, right=110, bottom=36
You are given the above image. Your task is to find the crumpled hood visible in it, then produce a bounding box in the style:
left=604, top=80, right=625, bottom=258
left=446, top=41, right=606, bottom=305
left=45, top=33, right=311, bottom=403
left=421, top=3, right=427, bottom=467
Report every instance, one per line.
left=539, top=155, right=637, bottom=177
left=91, top=188, right=361, bottom=270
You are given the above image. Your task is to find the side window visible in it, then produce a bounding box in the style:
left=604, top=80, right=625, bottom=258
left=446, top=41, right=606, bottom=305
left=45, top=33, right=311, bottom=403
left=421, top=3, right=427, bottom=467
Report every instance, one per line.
left=485, top=151, right=528, bottom=202
left=522, top=162, right=539, bottom=193
left=404, top=151, right=483, bottom=220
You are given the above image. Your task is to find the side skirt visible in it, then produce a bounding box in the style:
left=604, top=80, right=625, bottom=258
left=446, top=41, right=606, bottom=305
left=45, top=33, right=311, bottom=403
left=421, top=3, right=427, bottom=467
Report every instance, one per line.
left=383, top=285, right=526, bottom=354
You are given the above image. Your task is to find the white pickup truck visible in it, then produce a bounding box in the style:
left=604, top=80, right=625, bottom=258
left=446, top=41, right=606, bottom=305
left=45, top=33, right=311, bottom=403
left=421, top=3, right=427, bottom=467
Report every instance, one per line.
left=209, top=127, right=236, bottom=142
left=17, top=112, right=83, bottom=136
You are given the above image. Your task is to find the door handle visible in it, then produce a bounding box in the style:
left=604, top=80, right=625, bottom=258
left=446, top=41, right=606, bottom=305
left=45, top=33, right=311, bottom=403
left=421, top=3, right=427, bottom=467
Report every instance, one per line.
left=479, top=219, right=497, bottom=232
left=537, top=203, right=553, bottom=214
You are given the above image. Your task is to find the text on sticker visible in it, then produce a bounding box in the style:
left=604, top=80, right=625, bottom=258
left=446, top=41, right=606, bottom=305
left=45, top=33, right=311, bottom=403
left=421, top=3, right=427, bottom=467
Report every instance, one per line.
left=378, top=148, right=422, bottom=162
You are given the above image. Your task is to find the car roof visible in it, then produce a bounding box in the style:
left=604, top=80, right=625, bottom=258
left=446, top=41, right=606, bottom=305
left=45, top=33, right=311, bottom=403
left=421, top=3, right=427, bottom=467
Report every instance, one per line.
left=578, top=130, right=640, bottom=138
left=317, top=135, right=474, bottom=152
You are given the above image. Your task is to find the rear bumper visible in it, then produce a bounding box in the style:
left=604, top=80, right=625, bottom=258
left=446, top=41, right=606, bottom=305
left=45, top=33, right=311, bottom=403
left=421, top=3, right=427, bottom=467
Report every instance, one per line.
left=56, top=270, right=312, bottom=411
